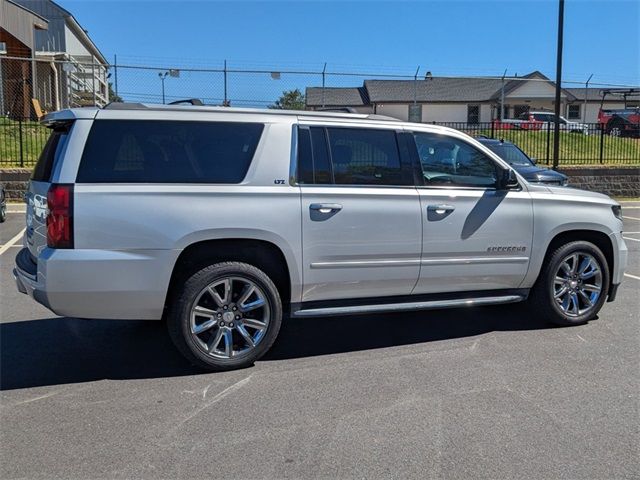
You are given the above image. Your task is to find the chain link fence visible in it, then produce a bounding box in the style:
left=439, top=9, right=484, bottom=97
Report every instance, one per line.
left=1, top=55, right=638, bottom=167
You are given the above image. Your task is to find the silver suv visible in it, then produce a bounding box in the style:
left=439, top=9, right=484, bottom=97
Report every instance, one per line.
left=14, top=104, right=628, bottom=371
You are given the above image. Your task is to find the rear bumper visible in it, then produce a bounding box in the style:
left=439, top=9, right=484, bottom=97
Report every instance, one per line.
left=14, top=247, right=179, bottom=320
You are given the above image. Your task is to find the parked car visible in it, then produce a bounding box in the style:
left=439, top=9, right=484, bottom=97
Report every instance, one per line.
left=476, top=137, right=568, bottom=186
left=0, top=184, right=6, bottom=223
left=598, top=108, right=640, bottom=137
left=495, top=112, right=588, bottom=133
left=14, top=104, right=628, bottom=371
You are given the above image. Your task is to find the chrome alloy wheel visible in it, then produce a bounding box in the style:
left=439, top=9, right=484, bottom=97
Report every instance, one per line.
left=189, top=276, right=270, bottom=359
left=552, top=252, right=603, bottom=317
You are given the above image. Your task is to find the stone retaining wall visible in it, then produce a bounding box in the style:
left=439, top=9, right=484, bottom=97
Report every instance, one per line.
left=559, top=167, right=639, bottom=198
left=1, top=166, right=638, bottom=200
left=0, top=169, right=31, bottom=200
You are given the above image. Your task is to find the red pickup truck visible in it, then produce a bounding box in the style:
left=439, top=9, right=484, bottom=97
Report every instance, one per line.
left=598, top=108, right=640, bottom=137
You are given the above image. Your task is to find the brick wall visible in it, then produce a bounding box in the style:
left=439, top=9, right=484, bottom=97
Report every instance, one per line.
left=0, top=169, right=31, bottom=200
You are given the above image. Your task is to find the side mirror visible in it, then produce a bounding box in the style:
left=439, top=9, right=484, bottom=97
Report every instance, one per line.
left=498, top=169, right=519, bottom=190
left=530, top=157, right=537, bottom=165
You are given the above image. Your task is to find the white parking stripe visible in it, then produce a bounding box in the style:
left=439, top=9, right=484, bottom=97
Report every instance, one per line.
left=622, top=216, right=640, bottom=221
left=623, top=237, right=640, bottom=242
left=624, top=273, right=640, bottom=281
left=0, top=228, right=25, bottom=256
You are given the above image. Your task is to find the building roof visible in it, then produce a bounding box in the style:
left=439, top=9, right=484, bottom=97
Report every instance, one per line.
left=305, top=70, right=603, bottom=107
left=363, top=77, right=505, bottom=103
left=305, top=86, right=369, bottom=107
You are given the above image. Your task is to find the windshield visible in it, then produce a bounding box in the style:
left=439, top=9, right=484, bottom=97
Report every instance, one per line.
left=484, top=143, right=534, bottom=167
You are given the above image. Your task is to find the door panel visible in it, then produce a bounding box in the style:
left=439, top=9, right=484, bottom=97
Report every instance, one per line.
left=414, top=188, right=533, bottom=294
left=301, top=186, right=422, bottom=302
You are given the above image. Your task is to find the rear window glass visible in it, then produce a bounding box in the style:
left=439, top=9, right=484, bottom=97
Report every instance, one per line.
left=77, top=120, right=264, bottom=183
left=31, top=129, right=68, bottom=182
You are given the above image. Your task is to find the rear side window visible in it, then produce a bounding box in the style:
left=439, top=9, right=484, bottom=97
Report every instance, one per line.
left=31, top=126, right=70, bottom=182
left=77, top=120, right=264, bottom=183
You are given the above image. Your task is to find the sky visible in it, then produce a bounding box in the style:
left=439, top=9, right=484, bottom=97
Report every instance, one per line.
left=57, top=0, right=640, bottom=104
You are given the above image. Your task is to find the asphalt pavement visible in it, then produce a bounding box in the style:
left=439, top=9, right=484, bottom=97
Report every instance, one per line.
left=1, top=202, right=639, bottom=479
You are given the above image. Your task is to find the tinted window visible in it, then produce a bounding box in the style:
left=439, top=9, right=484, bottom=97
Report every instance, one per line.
left=310, top=127, right=332, bottom=184
left=77, top=120, right=263, bottom=183
left=297, top=128, right=314, bottom=184
left=413, top=132, right=499, bottom=188
left=31, top=128, right=69, bottom=182
left=467, top=105, right=480, bottom=124
left=484, top=143, right=533, bottom=167
left=325, top=128, right=409, bottom=185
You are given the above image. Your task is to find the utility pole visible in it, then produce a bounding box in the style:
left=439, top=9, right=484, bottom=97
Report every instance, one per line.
left=552, top=0, right=565, bottom=170
left=583, top=73, right=593, bottom=123
left=158, top=71, right=168, bottom=104
left=321, top=62, right=327, bottom=108
left=500, top=68, right=507, bottom=121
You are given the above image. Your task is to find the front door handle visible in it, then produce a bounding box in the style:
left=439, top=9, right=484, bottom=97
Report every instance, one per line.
left=310, top=203, right=343, bottom=214
left=427, top=204, right=455, bottom=214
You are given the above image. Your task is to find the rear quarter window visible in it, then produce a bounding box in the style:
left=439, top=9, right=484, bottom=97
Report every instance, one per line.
left=31, top=126, right=70, bottom=182
left=76, top=120, right=264, bottom=183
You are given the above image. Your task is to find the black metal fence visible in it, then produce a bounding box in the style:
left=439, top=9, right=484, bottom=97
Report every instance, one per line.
left=1, top=117, right=638, bottom=168
left=433, top=122, right=640, bottom=166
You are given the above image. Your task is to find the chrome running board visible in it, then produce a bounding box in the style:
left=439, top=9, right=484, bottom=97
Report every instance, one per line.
left=292, top=294, right=525, bottom=318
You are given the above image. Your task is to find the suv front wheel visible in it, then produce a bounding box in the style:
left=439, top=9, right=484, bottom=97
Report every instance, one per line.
left=167, top=262, right=282, bottom=371
left=530, top=241, right=610, bottom=326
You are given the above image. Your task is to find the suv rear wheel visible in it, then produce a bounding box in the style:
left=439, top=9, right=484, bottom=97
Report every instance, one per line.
left=167, top=262, right=282, bottom=371
left=530, top=241, right=610, bottom=326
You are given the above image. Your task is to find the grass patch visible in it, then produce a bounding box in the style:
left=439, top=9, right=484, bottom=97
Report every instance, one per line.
left=0, top=117, right=50, bottom=167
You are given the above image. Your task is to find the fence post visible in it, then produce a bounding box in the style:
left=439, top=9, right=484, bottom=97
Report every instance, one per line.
left=18, top=118, right=24, bottom=168
left=599, top=125, right=605, bottom=164
left=545, top=121, right=551, bottom=165
left=113, top=54, right=118, bottom=99
left=490, top=120, right=495, bottom=139
left=223, top=60, right=228, bottom=106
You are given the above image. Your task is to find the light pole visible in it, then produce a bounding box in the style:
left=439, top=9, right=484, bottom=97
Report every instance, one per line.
left=158, top=71, right=169, bottom=104
left=552, top=0, right=565, bottom=170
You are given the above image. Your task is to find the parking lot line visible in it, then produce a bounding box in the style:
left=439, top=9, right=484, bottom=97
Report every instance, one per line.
left=0, top=228, right=25, bottom=256
left=623, top=236, right=640, bottom=242
left=622, top=216, right=640, bottom=221
left=624, top=273, right=640, bottom=281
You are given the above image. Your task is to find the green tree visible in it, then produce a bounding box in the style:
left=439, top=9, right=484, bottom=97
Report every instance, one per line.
left=270, top=88, right=306, bottom=110
left=108, top=82, right=123, bottom=103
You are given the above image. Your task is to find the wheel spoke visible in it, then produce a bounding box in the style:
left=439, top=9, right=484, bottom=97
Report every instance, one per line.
left=582, top=284, right=601, bottom=293
left=554, top=275, right=567, bottom=284
left=242, top=317, right=267, bottom=331
left=239, top=297, right=265, bottom=313
left=237, top=284, right=255, bottom=306
left=208, top=328, right=224, bottom=353
left=193, top=305, right=217, bottom=318
left=236, top=324, right=255, bottom=347
left=554, top=285, right=569, bottom=299
left=192, top=318, right=217, bottom=334
left=580, top=268, right=599, bottom=280
left=224, top=329, right=234, bottom=357
left=208, top=279, right=231, bottom=307
left=578, top=257, right=593, bottom=275
left=569, top=292, right=580, bottom=315
left=569, top=254, right=579, bottom=275
left=578, top=289, right=593, bottom=307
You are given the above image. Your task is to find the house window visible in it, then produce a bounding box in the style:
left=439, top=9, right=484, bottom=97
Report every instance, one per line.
left=567, top=104, right=581, bottom=119
left=513, top=105, right=530, bottom=119
left=467, top=105, right=480, bottom=124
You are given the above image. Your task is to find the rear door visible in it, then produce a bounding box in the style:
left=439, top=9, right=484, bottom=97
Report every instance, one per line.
left=298, top=124, right=423, bottom=303
left=25, top=123, right=71, bottom=259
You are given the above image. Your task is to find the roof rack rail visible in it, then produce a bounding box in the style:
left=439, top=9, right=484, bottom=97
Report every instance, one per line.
left=168, top=98, right=204, bottom=106
left=104, top=102, right=148, bottom=110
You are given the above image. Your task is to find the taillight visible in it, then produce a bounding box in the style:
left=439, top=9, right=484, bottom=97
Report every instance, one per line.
left=46, top=184, right=74, bottom=248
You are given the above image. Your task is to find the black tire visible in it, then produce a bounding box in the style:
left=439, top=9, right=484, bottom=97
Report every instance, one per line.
left=529, top=241, right=610, bottom=326
left=0, top=205, right=5, bottom=223
left=167, top=261, right=282, bottom=371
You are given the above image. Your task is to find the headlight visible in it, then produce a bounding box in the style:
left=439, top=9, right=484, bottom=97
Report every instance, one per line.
left=612, top=205, right=623, bottom=221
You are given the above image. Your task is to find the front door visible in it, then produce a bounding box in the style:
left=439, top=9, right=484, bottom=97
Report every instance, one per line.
left=408, top=130, right=534, bottom=294
left=298, top=124, right=422, bottom=303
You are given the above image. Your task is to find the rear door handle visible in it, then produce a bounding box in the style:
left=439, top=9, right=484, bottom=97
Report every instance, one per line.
left=310, top=203, right=343, bottom=214
left=427, top=204, right=455, bottom=214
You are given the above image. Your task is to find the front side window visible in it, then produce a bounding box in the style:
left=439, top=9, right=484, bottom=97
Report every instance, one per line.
left=77, top=120, right=264, bottom=183
left=413, top=132, right=499, bottom=188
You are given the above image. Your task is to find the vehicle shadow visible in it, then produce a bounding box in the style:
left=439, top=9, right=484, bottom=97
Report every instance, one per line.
left=0, top=305, right=555, bottom=390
